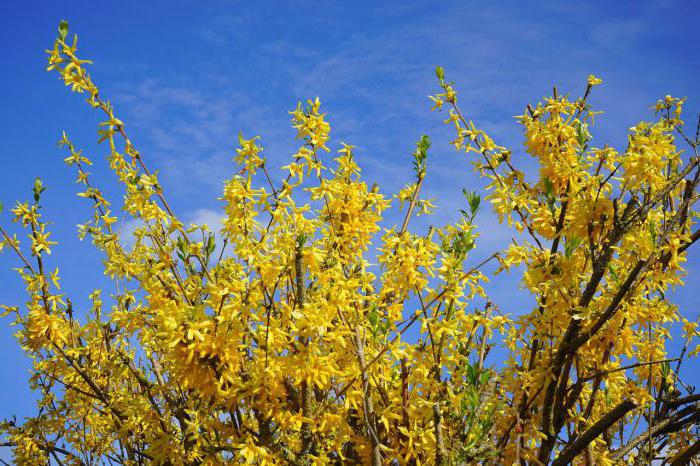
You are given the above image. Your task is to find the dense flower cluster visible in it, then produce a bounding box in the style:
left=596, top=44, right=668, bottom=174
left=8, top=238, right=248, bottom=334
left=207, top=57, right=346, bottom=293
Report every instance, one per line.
left=1, top=23, right=699, bottom=465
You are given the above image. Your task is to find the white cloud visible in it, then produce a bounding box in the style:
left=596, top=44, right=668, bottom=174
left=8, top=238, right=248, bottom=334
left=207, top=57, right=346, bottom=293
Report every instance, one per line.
left=116, top=208, right=224, bottom=249
left=117, top=217, right=145, bottom=249
left=186, top=208, right=224, bottom=235
left=103, top=1, right=699, bottom=320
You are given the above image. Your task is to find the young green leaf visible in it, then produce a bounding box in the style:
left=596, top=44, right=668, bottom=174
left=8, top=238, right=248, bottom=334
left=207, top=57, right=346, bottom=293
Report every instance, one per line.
left=58, top=20, right=69, bottom=41
left=33, top=177, right=46, bottom=202
left=435, top=65, right=445, bottom=82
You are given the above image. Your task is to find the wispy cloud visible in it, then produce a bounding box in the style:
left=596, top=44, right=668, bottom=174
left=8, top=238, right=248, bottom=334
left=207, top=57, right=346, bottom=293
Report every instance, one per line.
left=116, top=217, right=144, bottom=249
left=117, top=208, right=224, bottom=249
left=105, top=0, right=698, bottom=318
left=186, top=208, right=224, bottom=234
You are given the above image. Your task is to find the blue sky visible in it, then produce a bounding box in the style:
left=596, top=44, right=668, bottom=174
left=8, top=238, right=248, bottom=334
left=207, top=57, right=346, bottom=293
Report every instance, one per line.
left=1, top=0, right=699, bottom=443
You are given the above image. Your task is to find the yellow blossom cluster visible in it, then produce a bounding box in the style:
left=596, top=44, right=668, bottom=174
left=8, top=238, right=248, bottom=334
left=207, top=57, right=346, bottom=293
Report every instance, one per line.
left=0, top=22, right=698, bottom=466
left=430, top=68, right=700, bottom=464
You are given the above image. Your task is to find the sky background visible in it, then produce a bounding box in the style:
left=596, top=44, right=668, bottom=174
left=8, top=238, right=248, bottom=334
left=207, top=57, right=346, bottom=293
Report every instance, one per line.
left=1, top=0, right=699, bottom=454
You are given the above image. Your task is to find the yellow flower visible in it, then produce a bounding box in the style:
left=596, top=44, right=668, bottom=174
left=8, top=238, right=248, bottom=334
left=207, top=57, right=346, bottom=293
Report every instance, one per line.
left=587, top=74, right=603, bottom=86
left=30, top=228, right=57, bottom=256
left=0, top=22, right=696, bottom=466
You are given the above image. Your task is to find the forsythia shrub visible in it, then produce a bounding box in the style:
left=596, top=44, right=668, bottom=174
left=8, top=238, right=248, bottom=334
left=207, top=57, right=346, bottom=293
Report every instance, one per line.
left=1, top=21, right=699, bottom=465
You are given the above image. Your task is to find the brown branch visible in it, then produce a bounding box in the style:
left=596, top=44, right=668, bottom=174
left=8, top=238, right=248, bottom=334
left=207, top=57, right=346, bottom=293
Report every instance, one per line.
left=0, top=225, right=36, bottom=273
left=354, top=326, right=382, bottom=466
left=433, top=401, right=447, bottom=465
left=399, top=173, right=425, bottom=234
left=613, top=403, right=700, bottom=461
left=295, top=241, right=314, bottom=458
left=669, top=438, right=700, bottom=465
left=1, top=441, right=86, bottom=466
left=552, top=400, right=637, bottom=466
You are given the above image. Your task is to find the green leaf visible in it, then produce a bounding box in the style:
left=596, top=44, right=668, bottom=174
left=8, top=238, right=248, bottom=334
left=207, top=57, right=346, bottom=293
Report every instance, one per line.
left=542, top=177, right=554, bottom=197
left=205, top=234, right=216, bottom=256
left=468, top=193, right=480, bottom=217
left=58, top=20, right=69, bottom=41
left=412, top=134, right=431, bottom=176
left=295, top=233, right=308, bottom=249
left=608, top=265, right=620, bottom=284
left=465, top=363, right=477, bottom=385
left=33, top=177, right=46, bottom=202
left=648, top=222, right=658, bottom=245
left=435, top=66, right=445, bottom=82
left=565, top=237, right=582, bottom=258
left=479, top=369, right=491, bottom=386
left=368, top=309, right=378, bottom=327
left=461, top=190, right=481, bottom=221
left=175, top=236, right=186, bottom=254
left=574, top=121, right=591, bottom=146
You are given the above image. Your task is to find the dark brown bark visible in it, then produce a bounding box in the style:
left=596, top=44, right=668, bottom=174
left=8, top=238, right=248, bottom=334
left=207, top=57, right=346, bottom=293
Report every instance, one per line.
left=552, top=400, right=637, bottom=466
